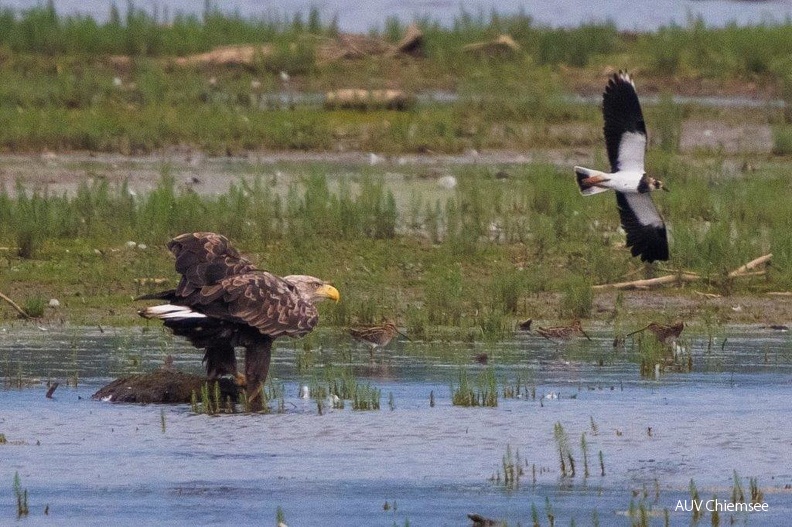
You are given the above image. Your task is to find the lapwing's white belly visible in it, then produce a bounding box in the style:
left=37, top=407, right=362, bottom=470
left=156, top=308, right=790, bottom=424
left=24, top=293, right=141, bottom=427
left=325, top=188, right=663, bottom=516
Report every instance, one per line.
left=607, top=170, right=644, bottom=193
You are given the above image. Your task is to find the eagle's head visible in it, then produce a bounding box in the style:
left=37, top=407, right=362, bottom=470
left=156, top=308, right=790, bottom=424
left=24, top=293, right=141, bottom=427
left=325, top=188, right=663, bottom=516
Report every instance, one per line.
left=283, top=275, right=340, bottom=304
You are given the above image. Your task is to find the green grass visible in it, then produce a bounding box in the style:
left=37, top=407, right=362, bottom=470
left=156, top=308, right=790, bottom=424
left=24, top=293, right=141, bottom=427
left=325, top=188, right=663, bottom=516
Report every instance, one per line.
left=22, top=296, right=46, bottom=318
left=0, top=7, right=789, bottom=155
left=0, top=3, right=788, bottom=337
left=499, top=444, right=523, bottom=490
left=1, top=156, right=791, bottom=333
left=14, top=471, right=29, bottom=518
left=451, top=367, right=498, bottom=407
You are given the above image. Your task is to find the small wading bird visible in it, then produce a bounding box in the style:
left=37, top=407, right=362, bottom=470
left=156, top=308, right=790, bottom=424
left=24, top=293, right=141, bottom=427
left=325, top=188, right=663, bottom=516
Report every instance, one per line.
left=517, top=318, right=534, bottom=332
left=349, top=321, right=410, bottom=360
left=626, top=321, right=685, bottom=343
left=138, top=232, right=339, bottom=410
left=574, top=71, right=670, bottom=263
left=534, top=320, right=591, bottom=342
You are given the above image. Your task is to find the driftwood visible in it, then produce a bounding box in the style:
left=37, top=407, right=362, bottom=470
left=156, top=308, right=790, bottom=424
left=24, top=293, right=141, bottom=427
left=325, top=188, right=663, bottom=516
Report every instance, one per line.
left=594, top=253, right=772, bottom=291
left=324, top=88, right=414, bottom=110
left=728, top=253, right=772, bottom=278
left=166, top=25, right=426, bottom=70
left=593, top=273, right=700, bottom=291
left=462, top=34, right=520, bottom=56
left=46, top=382, right=59, bottom=399
left=0, top=291, right=30, bottom=319
left=694, top=291, right=721, bottom=299
left=174, top=45, right=274, bottom=67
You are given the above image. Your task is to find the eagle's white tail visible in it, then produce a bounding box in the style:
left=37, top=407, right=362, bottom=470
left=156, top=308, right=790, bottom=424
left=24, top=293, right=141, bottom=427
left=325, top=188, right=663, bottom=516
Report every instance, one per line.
left=574, top=166, right=611, bottom=196
left=139, top=304, right=207, bottom=320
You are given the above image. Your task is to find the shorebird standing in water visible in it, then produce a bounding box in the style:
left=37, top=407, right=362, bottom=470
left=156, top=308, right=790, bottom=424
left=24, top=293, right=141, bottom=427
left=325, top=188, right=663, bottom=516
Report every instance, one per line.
left=349, top=321, right=410, bottom=360
left=517, top=318, right=533, bottom=332
left=627, top=321, right=684, bottom=343
left=534, top=320, right=591, bottom=342
left=574, top=71, right=670, bottom=263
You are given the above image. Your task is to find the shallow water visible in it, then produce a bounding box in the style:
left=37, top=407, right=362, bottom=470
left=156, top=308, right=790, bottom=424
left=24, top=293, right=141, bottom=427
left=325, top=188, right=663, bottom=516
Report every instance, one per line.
left=1, top=325, right=791, bottom=526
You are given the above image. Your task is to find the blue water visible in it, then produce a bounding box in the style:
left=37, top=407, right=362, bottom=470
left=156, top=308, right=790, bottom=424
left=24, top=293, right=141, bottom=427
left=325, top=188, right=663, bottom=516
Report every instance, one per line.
left=1, top=0, right=791, bottom=32
left=1, top=325, right=791, bottom=525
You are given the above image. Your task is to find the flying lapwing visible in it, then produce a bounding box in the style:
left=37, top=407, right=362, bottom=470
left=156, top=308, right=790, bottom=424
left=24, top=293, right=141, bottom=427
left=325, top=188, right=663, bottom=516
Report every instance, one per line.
left=574, top=71, right=670, bottom=263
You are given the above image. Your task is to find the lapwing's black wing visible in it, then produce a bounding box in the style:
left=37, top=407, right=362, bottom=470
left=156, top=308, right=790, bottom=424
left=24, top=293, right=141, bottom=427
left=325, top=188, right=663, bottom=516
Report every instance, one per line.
left=603, top=72, right=647, bottom=173
left=615, top=192, right=669, bottom=262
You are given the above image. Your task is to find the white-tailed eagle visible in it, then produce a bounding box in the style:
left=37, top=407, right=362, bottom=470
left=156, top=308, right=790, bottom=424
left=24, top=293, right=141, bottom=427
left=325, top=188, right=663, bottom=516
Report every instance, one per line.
left=138, top=232, right=339, bottom=409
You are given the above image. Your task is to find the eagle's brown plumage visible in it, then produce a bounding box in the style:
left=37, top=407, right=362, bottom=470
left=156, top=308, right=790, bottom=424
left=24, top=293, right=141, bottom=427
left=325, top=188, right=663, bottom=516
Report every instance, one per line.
left=139, top=232, right=339, bottom=409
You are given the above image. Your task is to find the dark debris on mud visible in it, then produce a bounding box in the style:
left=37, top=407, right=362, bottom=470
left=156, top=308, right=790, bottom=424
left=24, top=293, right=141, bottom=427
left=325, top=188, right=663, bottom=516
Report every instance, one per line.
left=92, top=369, right=238, bottom=404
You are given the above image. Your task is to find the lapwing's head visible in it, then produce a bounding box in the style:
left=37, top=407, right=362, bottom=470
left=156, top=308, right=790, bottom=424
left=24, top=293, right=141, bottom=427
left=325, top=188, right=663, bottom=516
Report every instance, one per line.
left=648, top=176, right=669, bottom=192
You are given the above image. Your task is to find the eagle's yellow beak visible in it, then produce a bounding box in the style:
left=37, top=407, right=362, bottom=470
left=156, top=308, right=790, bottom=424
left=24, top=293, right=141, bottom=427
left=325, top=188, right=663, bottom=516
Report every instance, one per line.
left=316, top=284, right=340, bottom=303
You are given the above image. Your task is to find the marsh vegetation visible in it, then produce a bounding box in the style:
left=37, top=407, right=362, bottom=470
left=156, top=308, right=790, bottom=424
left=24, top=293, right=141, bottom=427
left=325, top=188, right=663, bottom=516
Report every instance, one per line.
left=1, top=158, right=788, bottom=336
left=0, top=4, right=789, bottom=155
left=0, top=6, right=791, bottom=337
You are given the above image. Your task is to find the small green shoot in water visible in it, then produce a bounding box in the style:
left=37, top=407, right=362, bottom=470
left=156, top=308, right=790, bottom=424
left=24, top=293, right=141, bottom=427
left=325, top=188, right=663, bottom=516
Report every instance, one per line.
left=451, top=367, right=498, bottom=407
left=599, top=450, right=605, bottom=477
left=690, top=479, right=702, bottom=522
left=499, top=444, right=523, bottom=490
left=731, top=470, right=745, bottom=504
left=750, top=477, right=764, bottom=504
left=553, top=422, right=573, bottom=477
left=581, top=432, right=590, bottom=478
left=545, top=496, right=555, bottom=527
left=14, top=471, right=29, bottom=518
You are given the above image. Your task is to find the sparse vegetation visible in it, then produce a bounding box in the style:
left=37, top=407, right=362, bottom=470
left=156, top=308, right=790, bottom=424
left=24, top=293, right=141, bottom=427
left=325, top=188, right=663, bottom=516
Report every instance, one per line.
left=494, top=444, right=523, bottom=490
left=553, top=422, right=574, bottom=477
left=690, top=479, right=702, bottom=523
left=22, top=295, right=46, bottom=319
left=14, top=471, right=29, bottom=518
left=2, top=156, right=790, bottom=334
left=0, top=6, right=790, bottom=334
left=0, top=6, right=786, bottom=155
left=451, top=367, right=498, bottom=407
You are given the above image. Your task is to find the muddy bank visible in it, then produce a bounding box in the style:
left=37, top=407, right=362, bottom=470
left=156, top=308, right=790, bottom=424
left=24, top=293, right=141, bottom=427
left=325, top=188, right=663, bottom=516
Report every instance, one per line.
left=0, top=115, right=776, bottom=199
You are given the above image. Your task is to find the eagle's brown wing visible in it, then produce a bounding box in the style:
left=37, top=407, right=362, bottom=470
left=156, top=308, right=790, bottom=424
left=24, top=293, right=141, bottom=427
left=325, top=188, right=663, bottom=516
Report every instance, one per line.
left=187, top=272, right=319, bottom=338
left=167, top=232, right=258, bottom=296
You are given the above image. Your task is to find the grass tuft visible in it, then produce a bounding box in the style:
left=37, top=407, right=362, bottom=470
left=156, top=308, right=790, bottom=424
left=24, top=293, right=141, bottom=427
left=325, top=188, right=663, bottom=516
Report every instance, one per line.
left=14, top=471, right=29, bottom=518
left=451, top=367, right=498, bottom=407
